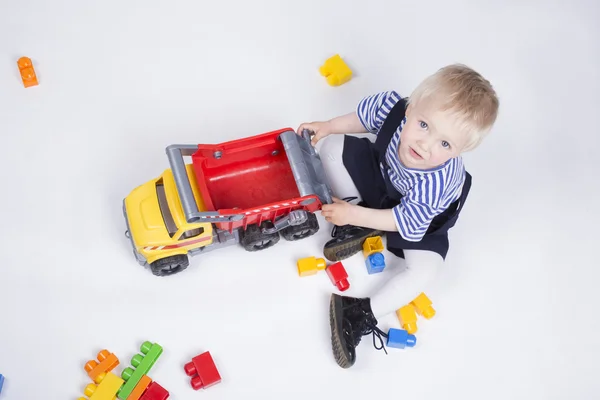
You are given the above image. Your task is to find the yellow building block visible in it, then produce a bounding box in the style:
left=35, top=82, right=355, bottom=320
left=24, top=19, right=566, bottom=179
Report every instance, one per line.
left=362, top=236, right=384, bottom=257
left=410, top=292, right=436, bottom=319
left=319, top=54, right=352, bottom=86
left=78, top=372, right=124, bottom=400
left=297, top=256, right=327, bottom=277
left=396, top=304, right=418, bottom=334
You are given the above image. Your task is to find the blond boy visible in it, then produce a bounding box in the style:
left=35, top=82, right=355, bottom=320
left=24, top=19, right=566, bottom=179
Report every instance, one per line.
left=297, top=64, right=499, bottom=368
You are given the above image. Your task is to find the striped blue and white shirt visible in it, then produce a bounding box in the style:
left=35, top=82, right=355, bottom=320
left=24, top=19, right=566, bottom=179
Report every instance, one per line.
left=357, top=91, right=466, bottom=242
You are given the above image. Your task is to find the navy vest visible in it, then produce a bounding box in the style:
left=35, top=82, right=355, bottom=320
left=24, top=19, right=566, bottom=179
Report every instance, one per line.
left=341, top=98, right=472, bottom=259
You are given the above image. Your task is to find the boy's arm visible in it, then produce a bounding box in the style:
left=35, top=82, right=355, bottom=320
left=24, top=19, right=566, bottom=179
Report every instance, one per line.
left=326, top=112, right=369, bottom=134
left=356, top=91, right=403, bottom=134
left=297, top=90, right=402, bottom=144
left=349, top=206, right=398, bottom=232
left=343, top=180, right=445, bottom=240
left=348, top=200, right=439, bottom=240
left=326, top=91, right=403, bottom=135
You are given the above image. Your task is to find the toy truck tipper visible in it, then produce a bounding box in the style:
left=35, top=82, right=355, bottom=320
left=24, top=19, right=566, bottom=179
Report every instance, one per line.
left=123, top=128, right=333, bottom=276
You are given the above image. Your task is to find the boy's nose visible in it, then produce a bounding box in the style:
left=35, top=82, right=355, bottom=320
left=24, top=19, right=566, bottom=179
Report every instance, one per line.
left=416, top=140, right=431, bottom=156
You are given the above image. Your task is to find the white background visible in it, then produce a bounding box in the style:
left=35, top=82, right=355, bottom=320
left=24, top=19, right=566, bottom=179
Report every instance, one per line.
left=1, top=0, right=599, bottom=399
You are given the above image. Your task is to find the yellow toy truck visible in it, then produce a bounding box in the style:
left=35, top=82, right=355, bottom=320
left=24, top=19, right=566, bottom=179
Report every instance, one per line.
left=123, top=128, right=332, bottom=276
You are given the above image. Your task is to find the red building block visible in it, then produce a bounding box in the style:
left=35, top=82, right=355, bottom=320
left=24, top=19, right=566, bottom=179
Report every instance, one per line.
left=139, top=381, right=169, bottom=400
left=326, top=262, right=349, bottom=291
left=84, top=350, right=120, bottom=381
left=184, top=351, right=221, bottom=390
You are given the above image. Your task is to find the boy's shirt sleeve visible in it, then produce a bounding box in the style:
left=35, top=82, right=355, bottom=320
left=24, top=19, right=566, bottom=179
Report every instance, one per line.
left=392, top=174, right=445, bottom=242
left=356, top=91, right=403, bottom=134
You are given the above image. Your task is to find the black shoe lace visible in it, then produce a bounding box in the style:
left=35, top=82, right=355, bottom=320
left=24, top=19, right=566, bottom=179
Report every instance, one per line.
left=364, top=321, right=389, bottom=355
left=342, top=302, right=389, bottom=355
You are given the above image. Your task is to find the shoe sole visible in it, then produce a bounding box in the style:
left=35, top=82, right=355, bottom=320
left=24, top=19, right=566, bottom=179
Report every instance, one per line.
left=329, top=293, right=354, bottom=368
left=323, top=230, right=383, bottom=262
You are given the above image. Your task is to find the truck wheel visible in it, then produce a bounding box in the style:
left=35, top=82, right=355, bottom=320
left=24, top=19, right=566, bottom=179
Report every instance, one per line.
left=150, top=254, right=189, bottom=277
left=241, top=222, right=280, bottom=251
left=281, top=212, right=319, bottom=241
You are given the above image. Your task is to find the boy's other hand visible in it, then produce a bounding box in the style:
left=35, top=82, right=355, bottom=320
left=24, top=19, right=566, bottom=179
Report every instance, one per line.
left=321, top=197, right=355, bottom=226
left=296, top=121, right=333, bottom=146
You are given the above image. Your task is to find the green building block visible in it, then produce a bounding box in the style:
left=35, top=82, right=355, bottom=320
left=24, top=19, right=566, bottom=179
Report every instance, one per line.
left=117, top=341, right=163, bottom=400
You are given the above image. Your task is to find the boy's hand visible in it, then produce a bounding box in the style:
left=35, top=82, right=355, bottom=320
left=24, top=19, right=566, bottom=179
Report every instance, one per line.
left=321, top=197, right=356, bottom=226
left=296, top=121, right=333, bottom=146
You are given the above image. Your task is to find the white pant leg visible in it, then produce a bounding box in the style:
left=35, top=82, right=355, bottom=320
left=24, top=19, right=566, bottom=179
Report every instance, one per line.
left=316, top=134, right=362, bottom=201
left=369, top=249, right=444, bottom=318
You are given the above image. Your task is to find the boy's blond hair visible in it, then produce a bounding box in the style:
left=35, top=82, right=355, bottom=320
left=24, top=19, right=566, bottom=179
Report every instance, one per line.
left=408, top=64, right=499, bottom=151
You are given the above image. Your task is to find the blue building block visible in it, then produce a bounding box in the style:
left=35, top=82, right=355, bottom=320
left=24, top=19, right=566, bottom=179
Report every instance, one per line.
left=0, top=373, right=4, bottom=394
left=365, top=252, right=385, bottom=274
left=386, top=328, right=416, bottom=349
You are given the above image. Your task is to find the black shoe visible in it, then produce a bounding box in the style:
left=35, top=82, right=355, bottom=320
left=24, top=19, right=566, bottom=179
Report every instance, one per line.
left=329, top=293, right=388, bottom=368
left=323, top=224, right=383, bottom=261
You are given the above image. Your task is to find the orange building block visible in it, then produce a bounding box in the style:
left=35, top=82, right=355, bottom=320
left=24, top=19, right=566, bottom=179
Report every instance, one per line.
left=396, top=304, right=418, bottom=334
left=127, top=375, right=152, bottom=400
left=410, top=292, right=436, bottom=319
left=85, top=350, right=120, bottom=381
left=17, top=57, right=38, bottom=88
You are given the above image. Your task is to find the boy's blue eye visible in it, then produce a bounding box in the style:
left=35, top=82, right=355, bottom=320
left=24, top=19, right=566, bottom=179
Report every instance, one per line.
left=441, top=140, right=450, bottom=148
left=419, top=121, right=428, bottom=129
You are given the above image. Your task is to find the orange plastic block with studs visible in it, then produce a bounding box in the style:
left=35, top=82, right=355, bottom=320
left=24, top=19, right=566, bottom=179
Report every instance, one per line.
left=17, top=57, right=38, bottom=88
left=85, top=350, right=120, bottom=381
left=396, top=304, right=418, bottom=334
left=127, top=375, right=152, bottom=400
left=363, top=236, right=384, bottom=257
left=410, top=292, right=436, bottom=319
left=78, top=372, right=124, bottom=400
left=319, top=54, right=352, bottom=86
left=297, top=256, right=326, bottom=277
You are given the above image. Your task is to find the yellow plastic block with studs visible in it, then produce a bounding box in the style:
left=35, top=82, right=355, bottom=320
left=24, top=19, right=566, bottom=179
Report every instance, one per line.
left=297, top=256, right=327, bottom=277
left=78, top=372, right=124, bottom=400
left=362, top=236, right=384, bottom=257
left=319, top=54, right=352, bottom=86
left=410, top=292, right=436, bottom=319
left=396, top=304, right=418, bottom=334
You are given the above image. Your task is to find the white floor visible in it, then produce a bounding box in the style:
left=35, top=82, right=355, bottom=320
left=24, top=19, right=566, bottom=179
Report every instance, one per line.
left=1, top=1, right=599, bottom=399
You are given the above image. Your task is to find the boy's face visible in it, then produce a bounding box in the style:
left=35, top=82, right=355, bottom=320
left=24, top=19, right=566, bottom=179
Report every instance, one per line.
left=398, top=102, right=469, bottom=170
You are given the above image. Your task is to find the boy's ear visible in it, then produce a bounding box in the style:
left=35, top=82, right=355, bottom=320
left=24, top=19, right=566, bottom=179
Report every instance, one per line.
left=405, top=102, right=412, bottom=116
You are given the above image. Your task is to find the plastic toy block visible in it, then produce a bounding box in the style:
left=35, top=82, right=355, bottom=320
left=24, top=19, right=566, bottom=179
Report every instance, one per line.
left=17, top=57, right=38, bottom=88
left=117, top=341, right=163, bottom=400
left=139, top=382, right=169, bottom=400
left=127, top=375, right=152, bottom=400
left=365, top=252, right=386, bottom=274
left=386, top=328, right=417, bottom=349
left=319, top=54, right=352, bottom=86
left=78, top=372, right=124, bottom=400
left=85, top=350, right=120, bottom=381
left=396, top=304, right=418, bottom=334
left=362, top=236, right=384, bottom=257
left=0, top=374, right=4, bottom=394
left=325, top=262, right=349, bottom=291
left=184, top=351, right=221, bottom=390
left=410, top=292, right=436, bottom=319
left=297, top=256, right=327, bottom=277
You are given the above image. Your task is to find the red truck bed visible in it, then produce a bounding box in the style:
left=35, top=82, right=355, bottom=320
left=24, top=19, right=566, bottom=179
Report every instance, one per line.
left=191, top=128, right=302, bottom=211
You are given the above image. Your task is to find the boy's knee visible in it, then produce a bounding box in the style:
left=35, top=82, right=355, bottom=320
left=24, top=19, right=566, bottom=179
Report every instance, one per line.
left=403, top=250, right=444, bottom=276
left=317, top=134, right=345, bottom=158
